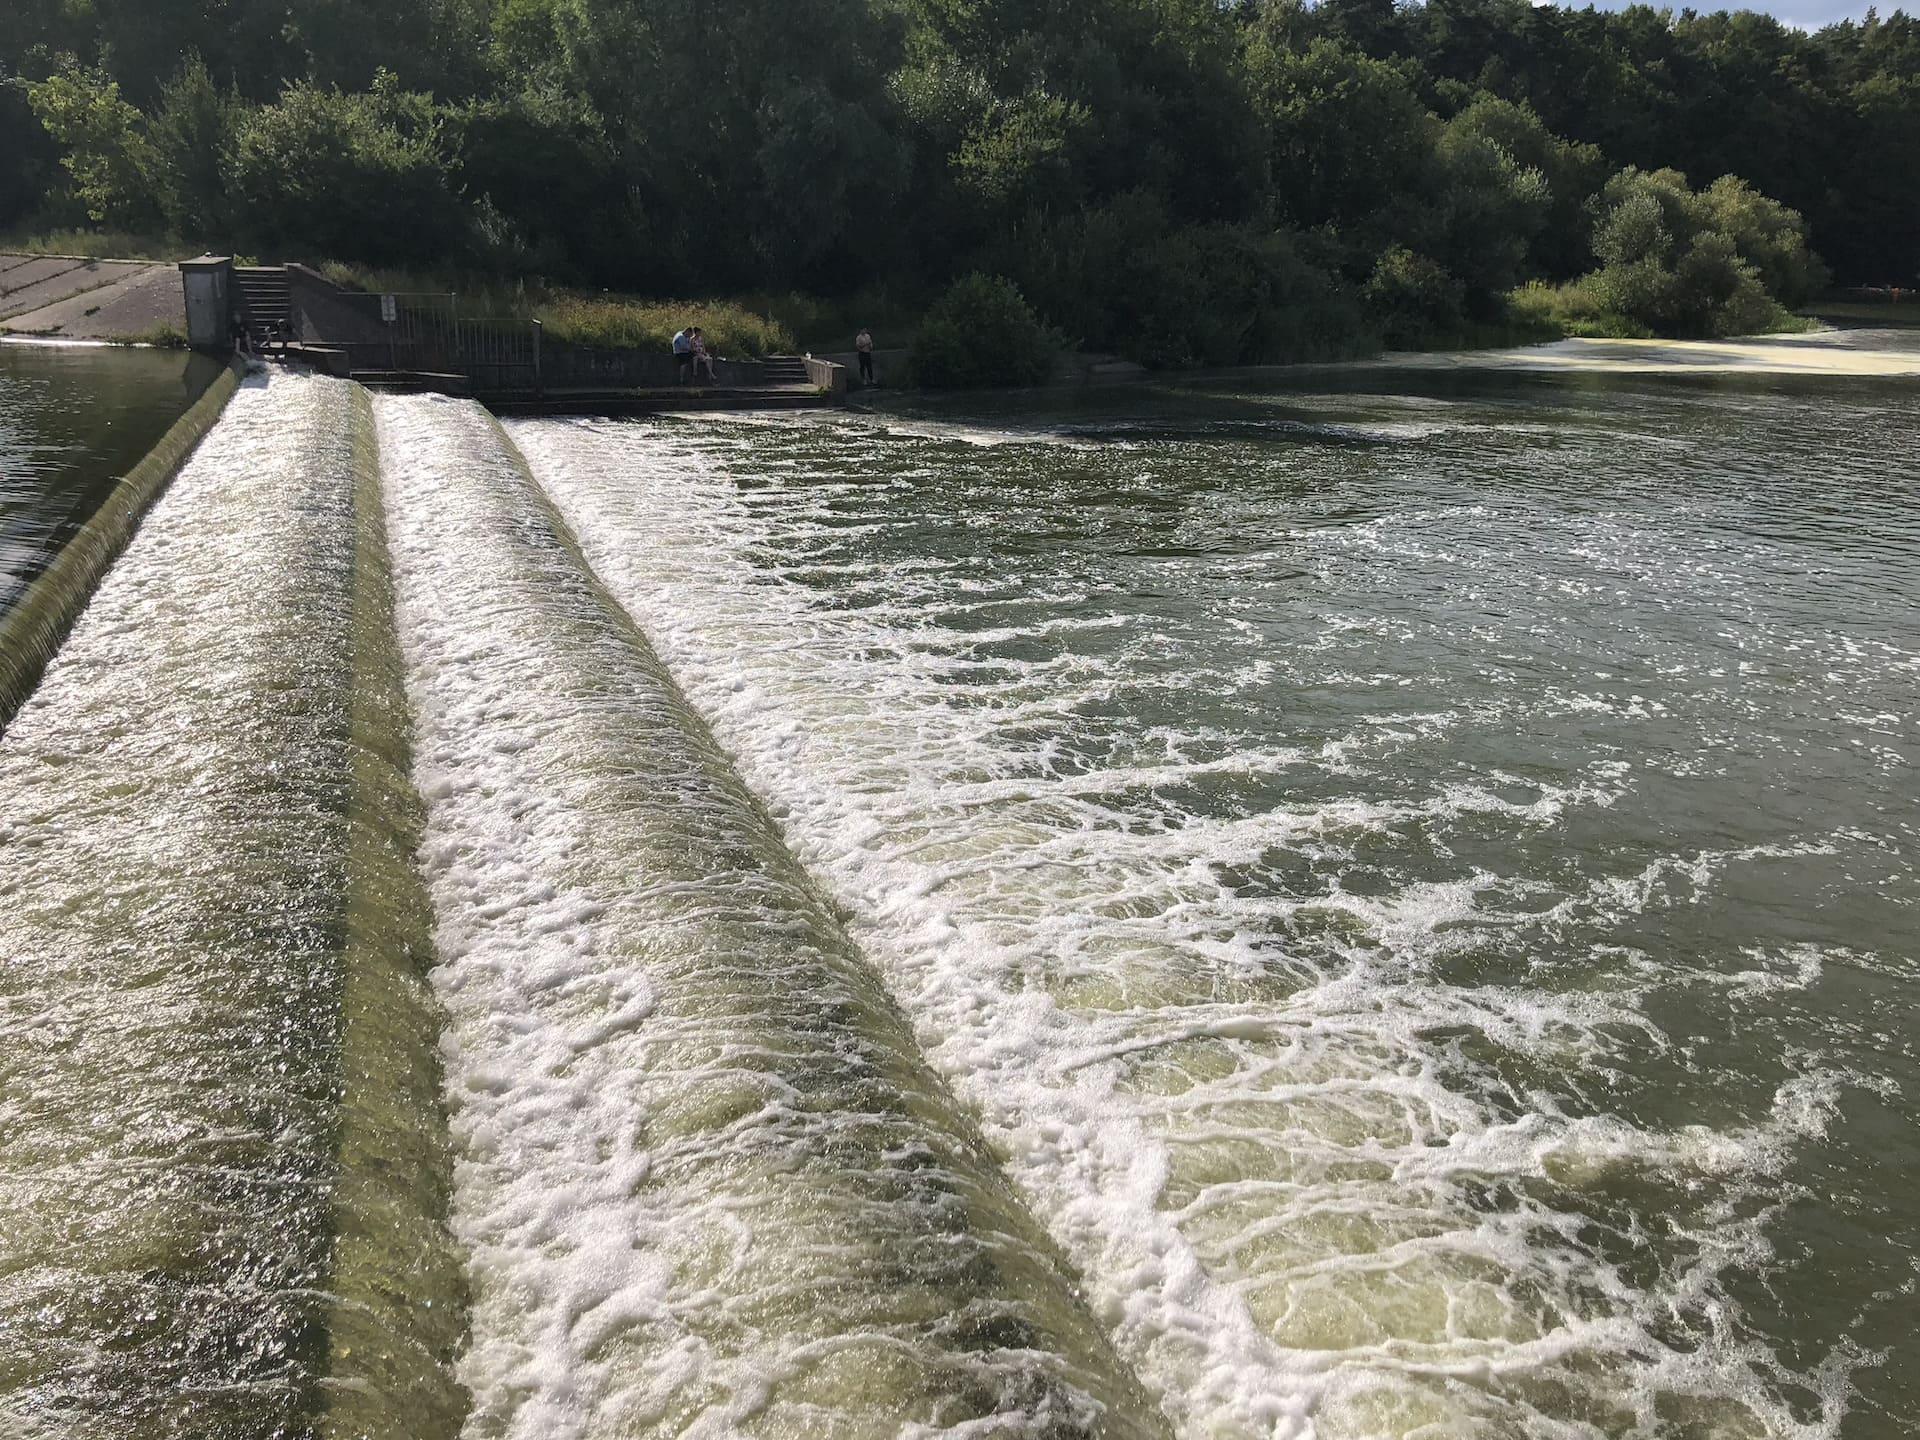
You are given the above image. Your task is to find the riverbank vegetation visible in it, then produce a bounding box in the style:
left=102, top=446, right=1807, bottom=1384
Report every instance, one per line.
left=5, top=0, right=1912, bottom=381
left=315, top=264, right=799, bottom=357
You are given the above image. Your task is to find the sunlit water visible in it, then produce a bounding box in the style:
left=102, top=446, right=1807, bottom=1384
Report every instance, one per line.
left=506, top=362, right=1919, bottom=1439
left=3, top=350, right=1915, bottom=1440
left=0, top=373, right=464, bottom=1439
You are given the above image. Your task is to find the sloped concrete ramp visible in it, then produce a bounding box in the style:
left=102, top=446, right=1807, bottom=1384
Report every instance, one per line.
left=0, top=255, right=184, bottom=340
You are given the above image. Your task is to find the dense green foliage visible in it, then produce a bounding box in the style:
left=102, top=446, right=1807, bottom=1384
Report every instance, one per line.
left=911, top=274, right=1060, bottom=387
left=3, top=0, right=1912, bottom=367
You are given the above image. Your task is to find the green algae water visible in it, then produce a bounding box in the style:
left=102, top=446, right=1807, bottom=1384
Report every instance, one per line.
left=0, top=343, right=223, bottom=616
left=1, top=343, right=1915, bottom=1439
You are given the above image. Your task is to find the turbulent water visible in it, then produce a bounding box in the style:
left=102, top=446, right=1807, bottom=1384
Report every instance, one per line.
left=506, top=365, right=1919, bottom=1439
left=1, top=353, right=1915, bottom=1439
left=374, top=393, right=1159, bottom=1439
left=0, top=373, right=464, bottom=1439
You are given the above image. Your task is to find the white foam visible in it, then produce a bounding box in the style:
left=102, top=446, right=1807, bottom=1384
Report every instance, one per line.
left=378, top=396, right=1159, bottom=1438
left=509, top=413, right=1862, bottom=1438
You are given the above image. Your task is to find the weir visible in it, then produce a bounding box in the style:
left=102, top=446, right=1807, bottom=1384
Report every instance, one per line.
left=0, top=355, right=242, bottom=734
left=0, top=373, right=466, bottom=1438
left=374, top=393, right=1168, bottom=1438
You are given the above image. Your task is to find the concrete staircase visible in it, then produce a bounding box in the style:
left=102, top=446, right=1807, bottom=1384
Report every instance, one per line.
left=762, top=355, right=814, bottom=387
left=232, top=266, right=292, bottom=347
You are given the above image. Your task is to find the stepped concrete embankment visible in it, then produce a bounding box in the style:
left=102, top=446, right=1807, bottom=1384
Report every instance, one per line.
left=0, top=253, right=187, bottom=340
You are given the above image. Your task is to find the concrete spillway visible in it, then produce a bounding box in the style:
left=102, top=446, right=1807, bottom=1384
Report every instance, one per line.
left=374, top=393, right=1166, bottom=1439
left=0, top=373, right=465, bottom=1439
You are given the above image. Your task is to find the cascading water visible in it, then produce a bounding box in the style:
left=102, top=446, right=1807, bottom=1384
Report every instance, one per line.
left=0, top=372, right=466, bottom=1439
left=3, top=351, right=1913, bottom=1440
left=506, top=372, right=1918, bottom=1439
left=0, top=346, right=235, bottom=731
left=373, top=393, right=1165, bottom=1439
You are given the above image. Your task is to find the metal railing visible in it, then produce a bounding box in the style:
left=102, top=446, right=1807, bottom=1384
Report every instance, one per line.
left=285, top=269, right=797, bottom=396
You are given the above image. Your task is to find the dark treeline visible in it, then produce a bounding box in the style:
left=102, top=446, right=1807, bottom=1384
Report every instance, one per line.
left=3, top=0, right=1915, bottom=368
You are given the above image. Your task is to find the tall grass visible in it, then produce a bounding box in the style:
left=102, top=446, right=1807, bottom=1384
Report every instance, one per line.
left=320, top=261, right=797, bottom=356
left=0, top=229, right=196, bottom=262
left=1506, top=278, right=1815, bottom=340
left=1506, top=278, right=1656, bottom=339
left=539, top=297, right=793, bottom=356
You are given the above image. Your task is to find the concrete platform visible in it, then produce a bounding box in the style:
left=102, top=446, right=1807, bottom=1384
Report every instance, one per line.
left=486, top=383, right=832, bottom=416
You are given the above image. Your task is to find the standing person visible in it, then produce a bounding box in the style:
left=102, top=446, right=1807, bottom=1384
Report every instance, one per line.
left=855, top=326, right=875, bottom=386
left=672, top=325, right=694, bottom=384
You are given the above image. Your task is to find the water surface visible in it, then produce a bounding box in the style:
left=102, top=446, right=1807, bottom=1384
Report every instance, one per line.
left=511, top=353, right=1918, bottom=1438
left=0, top=342, right=223, bottom=613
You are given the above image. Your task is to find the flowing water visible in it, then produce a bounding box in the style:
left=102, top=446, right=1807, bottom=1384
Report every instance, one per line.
left=374, top=393, right=1159, bottom=1439
left=0, top=343, right=223, bottom=616
left=504, top=361, right=1919, bottom=1439
left=1, top=350, right=1915, bottom=1440
left=0, top=373, right=464, bottom=1439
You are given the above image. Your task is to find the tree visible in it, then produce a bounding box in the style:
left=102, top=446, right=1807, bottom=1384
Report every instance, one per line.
left=227, top=81, right=461, bottom=264
left=26, top=64, right=157, bottom=227
left=911, top=273, right=1060, bottom=386
left=1246, top=38, right=1436, bottom=249
left=146, top=57, right=240, bottom=242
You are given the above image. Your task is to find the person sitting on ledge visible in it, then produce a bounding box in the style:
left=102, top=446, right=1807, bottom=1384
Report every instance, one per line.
left=672, top=325, right=694, bottom=384
left=691, top=327, right=717, bottom=383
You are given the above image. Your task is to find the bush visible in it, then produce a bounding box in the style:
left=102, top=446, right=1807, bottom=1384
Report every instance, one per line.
left=1567, top=167, right=1821, bottom=338
left=1364, top=246, right=1466, bottom=347
left=1697, top=175, right=1829, bottom=306
left=910, top=273, right=1059, bottom=388
left=1009, top=192, right=1367, bottom=368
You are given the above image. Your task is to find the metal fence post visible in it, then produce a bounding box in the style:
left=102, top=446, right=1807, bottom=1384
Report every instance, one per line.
left=532, top=318, right=543, bottom=398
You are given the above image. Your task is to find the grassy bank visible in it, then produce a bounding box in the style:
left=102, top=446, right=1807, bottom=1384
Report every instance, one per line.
left=0, top=229, right=196, bottom=262
left=319, top=264, right=800, bottom=358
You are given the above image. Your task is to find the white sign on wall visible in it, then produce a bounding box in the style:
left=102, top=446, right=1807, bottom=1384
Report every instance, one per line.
left=381, top=294, right=398, bottom=323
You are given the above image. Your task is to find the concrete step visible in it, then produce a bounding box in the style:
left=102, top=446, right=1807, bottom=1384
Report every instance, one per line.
left=351, top=370, right=474, bottom=395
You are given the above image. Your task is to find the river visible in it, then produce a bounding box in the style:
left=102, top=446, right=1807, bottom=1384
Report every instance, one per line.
left=0, top=338, right=1914, bottom=1438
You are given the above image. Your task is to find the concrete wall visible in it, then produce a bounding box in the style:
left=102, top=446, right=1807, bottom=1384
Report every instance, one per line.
left=805, top=357, right=847, bottom=395
left=817, top=348, right=907, bottom=388
left=178, top=257, right=232, bottom=350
